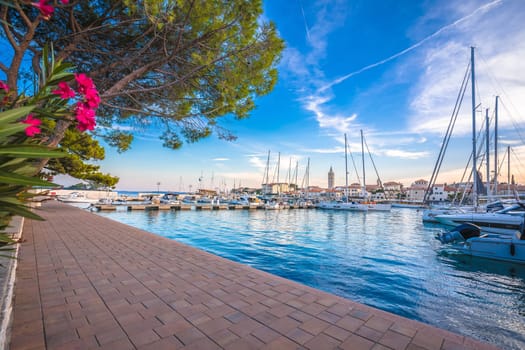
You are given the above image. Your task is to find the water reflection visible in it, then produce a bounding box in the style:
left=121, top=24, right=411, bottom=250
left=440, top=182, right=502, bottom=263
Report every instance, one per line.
left=96, top=208, right=525, bottom=350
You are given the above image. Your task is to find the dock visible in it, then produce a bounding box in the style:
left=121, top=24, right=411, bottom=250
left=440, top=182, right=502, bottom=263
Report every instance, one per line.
left=92, top=204, right=314, bottom=211
left=9, top=201, right=499, bottom=349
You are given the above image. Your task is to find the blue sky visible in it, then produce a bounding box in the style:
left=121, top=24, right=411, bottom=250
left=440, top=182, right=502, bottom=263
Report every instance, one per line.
left=62, top=0, right=525, bottom=191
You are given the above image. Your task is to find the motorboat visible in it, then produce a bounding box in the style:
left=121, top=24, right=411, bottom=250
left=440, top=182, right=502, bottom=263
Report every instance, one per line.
left=57, top=192, right=99, bottom=204
left=364, top=202, right=392, bottom=212
left=422, top=201, right=505, bottom=223
left=264, top=201, right=283, bottom=210
left=160, top=193, right=181, bottom=205
left=436, top=223, right=525, bottom=264
left=316, top=201, right=368, bottom=211
left=433, top=203, right=525, bottom=235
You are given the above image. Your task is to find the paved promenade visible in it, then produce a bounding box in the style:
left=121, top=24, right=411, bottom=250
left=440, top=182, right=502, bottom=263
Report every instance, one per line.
left=9, top=201, right=499, bottom=350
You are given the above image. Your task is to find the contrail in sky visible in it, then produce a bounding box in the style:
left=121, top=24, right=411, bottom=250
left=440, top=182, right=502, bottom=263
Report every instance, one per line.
left=298, top=0, right=311, bottom=43
left=319, top=0, right=503, bottom=92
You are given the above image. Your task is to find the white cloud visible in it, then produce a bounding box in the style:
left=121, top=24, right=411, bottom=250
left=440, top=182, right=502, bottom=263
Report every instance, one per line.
left=382, top=149, right=431, bottom=159
left=212, top=158, right=229, bottom=161
left=407, top=0, right=525, bottom=137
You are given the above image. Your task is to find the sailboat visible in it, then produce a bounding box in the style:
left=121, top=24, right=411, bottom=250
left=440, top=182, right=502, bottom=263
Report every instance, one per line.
left=317, top=134, right=368, bottom=211
left=358, top=130, right=392, bottom=211
left=435, top=47, right=525, bottom=264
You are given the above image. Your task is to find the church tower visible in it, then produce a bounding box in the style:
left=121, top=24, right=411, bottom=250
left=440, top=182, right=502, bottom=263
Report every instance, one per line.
left=328, top=166, right=334, bottom=189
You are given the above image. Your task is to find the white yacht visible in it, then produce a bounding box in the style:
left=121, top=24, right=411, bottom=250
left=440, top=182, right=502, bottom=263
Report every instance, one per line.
left=434, top=203, right=525, bottom=235
left=57, top=192, right=99, bottom=204
left=317, top=201, right=368, bottom=211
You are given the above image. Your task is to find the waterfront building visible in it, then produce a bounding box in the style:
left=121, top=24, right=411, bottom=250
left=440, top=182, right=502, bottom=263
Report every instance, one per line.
left=406, top=179, right=429, bottom=202
left=426, top=184, right=451, bottom=202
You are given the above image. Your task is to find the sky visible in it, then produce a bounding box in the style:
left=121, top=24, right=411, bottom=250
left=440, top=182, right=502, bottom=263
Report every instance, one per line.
left=59, top=0, right=525, bottom=192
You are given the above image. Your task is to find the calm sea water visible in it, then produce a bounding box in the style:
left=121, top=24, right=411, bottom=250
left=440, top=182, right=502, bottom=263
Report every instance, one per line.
left=94, top=207, right=525, bottom=349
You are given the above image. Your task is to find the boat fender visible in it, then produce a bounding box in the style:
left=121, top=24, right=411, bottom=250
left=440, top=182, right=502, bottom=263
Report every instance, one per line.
left=510, top=243, right=515, bottom=256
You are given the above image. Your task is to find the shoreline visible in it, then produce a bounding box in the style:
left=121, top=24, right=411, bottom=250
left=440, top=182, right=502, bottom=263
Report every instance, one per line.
left=9, top=201, right=499, bottom=349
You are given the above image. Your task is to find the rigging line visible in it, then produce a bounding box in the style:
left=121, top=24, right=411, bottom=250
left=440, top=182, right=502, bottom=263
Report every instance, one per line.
left=363, top=136, right=383, bottom=189
left=424, top=61, right=470, bottom=202
left=348, top=146, right=361, bottom=186
left=510, top=148, right=525, bottom=179
left=497, top=149, right=507, bottom=179
left=499, top=99, right=525, bottom=144
left=478, top=52, right=524, bottom=122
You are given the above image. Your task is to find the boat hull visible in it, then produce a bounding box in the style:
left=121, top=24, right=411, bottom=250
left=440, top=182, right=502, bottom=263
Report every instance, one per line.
left=317, top=202, right=368, bottom=211
left=455, top=235, right=525, bottom=264
left=434, top=213, right=523, bottom=235
left=365, top=203, right=392, bottom=211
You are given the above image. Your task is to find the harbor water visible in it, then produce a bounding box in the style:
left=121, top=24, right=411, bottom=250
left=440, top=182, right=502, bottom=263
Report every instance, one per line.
left=95, top=207, right=525, bottom=349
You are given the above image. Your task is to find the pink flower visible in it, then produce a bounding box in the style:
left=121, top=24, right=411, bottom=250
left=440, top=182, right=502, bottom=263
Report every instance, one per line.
left=84, top=88, right=100, bottom=108
left=32, top=0, right=54, bottom=19
left=22, top=114, right=42, bottom=137
left=0, top=81, right=8, bottom=92
left=74, top=103, right=96, bottom=131
left=74, top=73, right=95, bottom=94
left=60, top=0, right=69, bottom=3
left=52, top=81, right=75, bottom=99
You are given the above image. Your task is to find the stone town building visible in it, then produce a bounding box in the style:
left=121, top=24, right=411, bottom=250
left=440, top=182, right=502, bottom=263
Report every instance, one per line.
left=328, top=166, right=335, bottom=190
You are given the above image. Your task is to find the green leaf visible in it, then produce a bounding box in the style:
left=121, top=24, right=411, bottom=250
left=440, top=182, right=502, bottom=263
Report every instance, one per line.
left=0, top=145, right=66, bottom=158
left=0, top=158, right=26, bottom=169
left=0, top=106, right=35, bottom=126
left=0, top=204, right=44, bottom=221
left=0, top=170, right=58, bottom=187
left=0, top=123, right=27, bottom=139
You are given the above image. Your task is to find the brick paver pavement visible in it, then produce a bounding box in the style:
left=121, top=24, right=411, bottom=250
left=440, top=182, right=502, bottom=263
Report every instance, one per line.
left=9, top=201, right=500, bottom=349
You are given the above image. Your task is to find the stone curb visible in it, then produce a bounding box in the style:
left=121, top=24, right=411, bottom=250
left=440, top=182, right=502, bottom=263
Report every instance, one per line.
left=0, top=216, right=24, bottom=350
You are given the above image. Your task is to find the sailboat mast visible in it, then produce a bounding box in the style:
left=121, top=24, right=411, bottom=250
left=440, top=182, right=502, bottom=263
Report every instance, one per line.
left=361, top=129, right=366, bottom=198
left=277, top=152, right=281, bottom=184
left=494, top=96, right=499, bottom=196
left=306, top=158, right=310, bottom=199
left=485, top=108, right=490, bottom=198
left=507, top=146, right=511, bottom=195
left=295, top=161, right=299, bottom=193
left=344, top=133, right=349, bottom=202
left=471, top=46, right=478, bottom=207
left=264, top=150, right=270, bottom=195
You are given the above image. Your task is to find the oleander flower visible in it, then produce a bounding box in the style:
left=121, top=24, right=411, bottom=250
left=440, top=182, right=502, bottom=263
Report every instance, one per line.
left=52, top=81, right=75, bottom=99
left=32, top=0, right=54, bottom=20
left=74, top=103, right=96, bottom=131
left=74, top=73, right=95, bottom=94
left=0, top=81, right=8, bottom=92
left=22, top=114, right=42, bottom=137
left=83, top=87, right=100, bottom=109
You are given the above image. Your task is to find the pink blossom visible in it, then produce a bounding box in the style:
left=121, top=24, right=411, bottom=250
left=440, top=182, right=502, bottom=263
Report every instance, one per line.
left=84, top=88, right=100, bottom=108
left=52, top=81, right=75, bottom=99
left=32, top=0, right=54, bottom=19
left=0, top=81, right=8, bottom=92
left=22, top=114, right=42, bottom=137
left=60, top=0, right=69, bottom=3
left=74, top=73, right=95, bottom=94
left=75, top=103, right=96, bottom=132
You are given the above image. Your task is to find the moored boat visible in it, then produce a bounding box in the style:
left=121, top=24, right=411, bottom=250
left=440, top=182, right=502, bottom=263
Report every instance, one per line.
left=434, top=203, right=525, bottom=235
left=436, top=223, right=525, bottom=264
left=57, top=192, right=99, bottom=204
left=316, top=200, right=368, bottom=211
